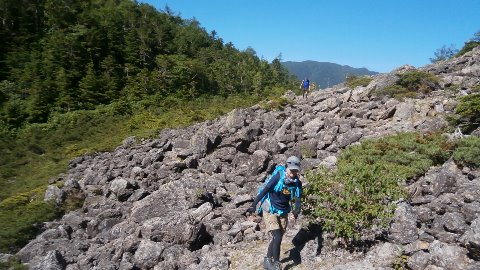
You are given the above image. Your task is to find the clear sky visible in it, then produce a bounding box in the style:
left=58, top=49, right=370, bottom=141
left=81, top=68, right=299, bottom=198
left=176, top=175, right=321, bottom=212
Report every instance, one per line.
left=139, top=0, right=479, bottom=73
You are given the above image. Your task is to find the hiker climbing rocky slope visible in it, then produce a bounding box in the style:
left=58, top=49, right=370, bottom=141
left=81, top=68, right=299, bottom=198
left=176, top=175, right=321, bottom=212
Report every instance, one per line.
left=12, top=47, right=480, bottom=269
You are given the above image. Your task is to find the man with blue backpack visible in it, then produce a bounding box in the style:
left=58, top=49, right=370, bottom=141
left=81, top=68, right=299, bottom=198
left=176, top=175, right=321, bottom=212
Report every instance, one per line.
left=300, top=77, right=310, bottom=99
left=246, top=156, right=303, bottom=270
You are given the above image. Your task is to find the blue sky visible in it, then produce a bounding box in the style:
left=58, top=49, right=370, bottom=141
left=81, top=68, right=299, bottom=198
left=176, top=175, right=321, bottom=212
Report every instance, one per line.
left=139, top=0, right=479, bottom=73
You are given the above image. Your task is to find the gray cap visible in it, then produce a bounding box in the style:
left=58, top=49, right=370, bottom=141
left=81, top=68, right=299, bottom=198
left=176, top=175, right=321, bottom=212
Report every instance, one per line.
left=286, top=156, right=301, bottom=171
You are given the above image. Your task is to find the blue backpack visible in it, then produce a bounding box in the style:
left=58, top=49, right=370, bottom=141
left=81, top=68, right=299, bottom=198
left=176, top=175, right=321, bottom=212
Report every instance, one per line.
left=303, top=79, right=310, bottom=89
left=256, top=165, right=301, bottom=215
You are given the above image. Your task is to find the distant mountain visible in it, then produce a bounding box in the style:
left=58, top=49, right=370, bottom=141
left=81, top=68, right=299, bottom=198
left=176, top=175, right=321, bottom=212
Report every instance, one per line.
left=282, top=61, right=378, bottom=89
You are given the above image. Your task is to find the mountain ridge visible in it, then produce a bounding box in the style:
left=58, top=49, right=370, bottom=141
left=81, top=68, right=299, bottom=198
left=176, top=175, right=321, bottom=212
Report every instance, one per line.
left=282, top=60, right=378, bottom=89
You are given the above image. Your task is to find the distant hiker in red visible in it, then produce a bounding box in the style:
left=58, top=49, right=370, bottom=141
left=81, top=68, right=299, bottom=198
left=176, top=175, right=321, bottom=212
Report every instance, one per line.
left=300, top=78, right=310, bottom=99
left=246, top=156, right=303, bottom=270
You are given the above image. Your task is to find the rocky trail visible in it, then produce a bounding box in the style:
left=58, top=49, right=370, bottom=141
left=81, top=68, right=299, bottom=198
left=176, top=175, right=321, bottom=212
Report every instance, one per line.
left=5, top=47, right=480, bottom=269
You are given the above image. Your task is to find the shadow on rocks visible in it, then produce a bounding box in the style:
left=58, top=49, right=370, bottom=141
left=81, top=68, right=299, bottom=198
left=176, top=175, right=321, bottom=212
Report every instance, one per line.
left=281, top=223, right=323, bottom=269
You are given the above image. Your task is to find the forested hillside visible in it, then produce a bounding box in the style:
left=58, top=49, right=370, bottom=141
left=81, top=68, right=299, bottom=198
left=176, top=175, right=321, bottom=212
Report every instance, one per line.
left=0, top=0, right=293, bottom=127
left=0, top=0, right=295, bottom=253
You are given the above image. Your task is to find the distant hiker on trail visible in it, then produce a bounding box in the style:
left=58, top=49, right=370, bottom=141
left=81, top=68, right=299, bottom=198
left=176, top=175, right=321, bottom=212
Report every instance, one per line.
left=300, top=78, right=310, bottom=99
left=310, top=82, right=316, bottom=92
left=246, top=156, right=303, bottom=270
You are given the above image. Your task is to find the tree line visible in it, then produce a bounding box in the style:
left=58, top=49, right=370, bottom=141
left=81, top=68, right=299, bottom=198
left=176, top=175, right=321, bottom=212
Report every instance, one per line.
left=0, top=0, right=293, bottom=129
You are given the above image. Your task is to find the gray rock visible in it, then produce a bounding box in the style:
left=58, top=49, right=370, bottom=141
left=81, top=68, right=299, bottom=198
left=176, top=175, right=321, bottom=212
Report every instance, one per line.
left=44, top=185, right=66, bottom=204
left=393, top=102, right=415, bottom=121
left=133, top=240, right=165, bottom=269
left=337, top=129, right=363, bottom=148
left=407, top=250, right=434, bottom=270
left=0, top=253, right=13, bottom=263
left=388, top=203, right=418, bottom=244
left=29, top=250, right=66, bottom=270
left=429, top=240, right=473, bottom=270
left=459, top=217, right=480, bottom=260
left=302, top=118, right=324, bottom=138
left=365, top=242, right=402, bottom=267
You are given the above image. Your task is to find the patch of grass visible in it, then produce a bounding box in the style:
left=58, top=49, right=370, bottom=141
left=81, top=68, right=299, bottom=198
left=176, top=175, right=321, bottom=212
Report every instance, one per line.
left=345, top=75, right=373, bottom=88
left=0, top=256, right=28, bottom=270
left=453, top=136, right=480, bottom=168
left=453, top=93, right=480, bottom=132
left=373, top=70, right=439, bottom=100
left=456, top=41, right=480, bottom=57
left=0, top=186, right=61, bottom=252
left=304, top=132, right=453, bottom=242
left=259, top=96, right=294, bottom=111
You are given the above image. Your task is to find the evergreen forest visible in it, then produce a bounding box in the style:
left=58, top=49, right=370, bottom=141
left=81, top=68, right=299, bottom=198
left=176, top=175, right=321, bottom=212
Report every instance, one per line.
left=0, top=0, right=295, bottom=252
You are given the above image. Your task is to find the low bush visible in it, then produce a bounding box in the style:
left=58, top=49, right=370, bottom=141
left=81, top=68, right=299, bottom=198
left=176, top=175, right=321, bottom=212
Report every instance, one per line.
left=456, top=41, right=480, bottom=57
left=303, top=132, right=453, bottom=242
left=345, top=75, right=373, bottom=88
left=375, top=85, right=417, bottom=100
left=374, top=70, right=439, bottom=99
left=259, top=96, right=294, bottom=111
left=453, top=136, right=480, bottom=168
left=0, top=186, right=61, bottom=252
left=453, top=93, right=480, bottom=132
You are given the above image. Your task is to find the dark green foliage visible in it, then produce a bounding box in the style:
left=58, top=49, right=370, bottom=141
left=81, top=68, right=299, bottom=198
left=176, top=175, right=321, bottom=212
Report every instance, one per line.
left=456, top=41, right=480, bottom=57
left=345, top=74, right=373, bottom=88
left=374, top=70, right=439, bottom=99
left=430, top=44, right=458, bottom=63
left=0, top=0, right=293, bottom=127
left=396, top=70, right=439, bottom=93
left=453, top=136, right=480, bottom=168
left=304, top=133, right=453, bottom=242
left=454, top=93, right=480, bottom=132
left=0, top=256, right=27, bottom=270
left=0, top=187, right=61, bottom=253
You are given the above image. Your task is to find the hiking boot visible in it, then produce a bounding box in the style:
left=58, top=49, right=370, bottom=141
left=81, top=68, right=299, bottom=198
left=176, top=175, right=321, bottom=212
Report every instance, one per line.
left=271, top=260, right=282, bottom=270
left=263, top=256, right=273, bottom=269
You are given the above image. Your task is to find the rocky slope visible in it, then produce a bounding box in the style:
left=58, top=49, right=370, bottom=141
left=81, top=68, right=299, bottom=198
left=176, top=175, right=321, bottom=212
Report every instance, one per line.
left=10, top=47, right=480, bottom=269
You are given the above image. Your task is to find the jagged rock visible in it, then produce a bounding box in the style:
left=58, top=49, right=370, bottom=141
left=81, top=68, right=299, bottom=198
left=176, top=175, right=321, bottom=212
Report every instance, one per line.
left=133, top=240, right=165, bottom=269
left=194, top=250, right=230, bottom=270
left=388, top=203, right=418, bottom=244
left=44, top=185, right=66, bottom=204
left=459, top=217, right=480, bottom=261
left=365, top=242, right=402, bottom=267
left=302, top=118, right=324, bottom=138
left=429, top=240, right=473, bottom=270
left=407, top=251, right=434, bottom=270
left=393, top=102, right=415, bottom=121
left=29, top=250, right=66, bottom=270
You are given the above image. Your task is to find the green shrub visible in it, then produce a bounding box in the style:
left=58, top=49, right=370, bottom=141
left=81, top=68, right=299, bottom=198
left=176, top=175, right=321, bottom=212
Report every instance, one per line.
left=0, top=196, right=60, bottom=253
left=453, top=136, right=480, bottom=168
left=456, top=41, right=480, bottom=57
left=396, top=70, right=439, bottom=94
left=472, top=84, right=480, bottom=93
left=454, top=93, right=480, bottom=132
left=259, top=96, right=294, bottom=111
left=345, top=75, right=373, bottom=88
left=375, top=85, right=417, bottom=100
left=373, top=70, right=439, bottom=100
left=304, top=132, right=453, bottom=242
left=0, top=256, right=27, bottom=270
